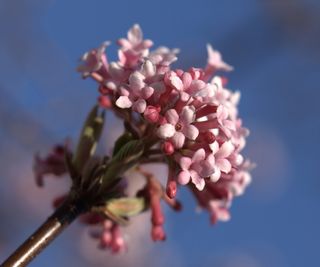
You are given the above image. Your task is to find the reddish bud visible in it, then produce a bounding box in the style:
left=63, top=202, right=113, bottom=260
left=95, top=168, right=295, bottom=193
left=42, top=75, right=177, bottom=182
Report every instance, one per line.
left=144, top=105, right=160, bottom=123
left=98, top=95, right=112, bottom=108
left=151, top=225, right=166, bottom=241
left=162, top=141, right=174, bottom=155
left=150, top=197, right=164, bottom=226
left=166, top=180, right=177, bottom=199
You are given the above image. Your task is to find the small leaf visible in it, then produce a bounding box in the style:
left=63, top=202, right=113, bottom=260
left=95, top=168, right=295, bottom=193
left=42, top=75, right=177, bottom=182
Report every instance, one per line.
left=64, top=150, right=80, bottom=184
left=106, top=197, right=147, bottom=217
left=73, top=105, right=105, bottom=174
left=99, top=139, right=144, bottom=193
left=92, top=197, right=147, bottom=225
left=112, top=139, right=144, bottom=164
left=112, top=132, right=133, bottom=156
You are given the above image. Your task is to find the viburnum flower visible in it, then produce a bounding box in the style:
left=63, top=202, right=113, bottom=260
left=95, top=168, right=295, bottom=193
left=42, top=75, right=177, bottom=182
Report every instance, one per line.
left=2, top=24, right=254, bottom=266
left=157, top=106, right=199, bottom=148
left=34, top=24, right=253, bottom=252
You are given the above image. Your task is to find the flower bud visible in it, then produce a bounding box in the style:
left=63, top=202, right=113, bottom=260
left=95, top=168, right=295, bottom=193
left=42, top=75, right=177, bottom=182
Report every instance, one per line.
left=166, top=180, right=177, bottom=199
left=151, top=225, right=166, bottom=241
left=98, top=95, right=112, bottom=108
left=161, top=141, right=174, bottom=155
left=144, top=105, right=160, bottom=123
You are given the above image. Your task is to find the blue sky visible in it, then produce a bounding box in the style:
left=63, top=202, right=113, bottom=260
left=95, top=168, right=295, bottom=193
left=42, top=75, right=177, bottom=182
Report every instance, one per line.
left=0, top=0, right=320, bottom=266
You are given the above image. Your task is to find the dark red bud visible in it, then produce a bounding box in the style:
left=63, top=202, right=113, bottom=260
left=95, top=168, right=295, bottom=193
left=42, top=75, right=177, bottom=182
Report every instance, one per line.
left=166, top=180, right=177, bottom=199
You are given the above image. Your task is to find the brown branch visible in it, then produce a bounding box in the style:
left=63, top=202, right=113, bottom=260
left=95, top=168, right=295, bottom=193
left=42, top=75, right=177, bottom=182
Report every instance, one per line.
left=1, top=198, right=87, bottom=267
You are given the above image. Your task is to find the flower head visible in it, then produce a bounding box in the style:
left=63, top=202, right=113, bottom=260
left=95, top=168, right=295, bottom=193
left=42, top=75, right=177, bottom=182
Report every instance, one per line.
left=35, top=24, right=253, bottom=254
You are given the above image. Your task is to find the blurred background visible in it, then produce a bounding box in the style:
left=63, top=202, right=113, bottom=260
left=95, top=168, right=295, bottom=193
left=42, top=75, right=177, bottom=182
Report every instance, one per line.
left=0, top=0, right=319, bottom=266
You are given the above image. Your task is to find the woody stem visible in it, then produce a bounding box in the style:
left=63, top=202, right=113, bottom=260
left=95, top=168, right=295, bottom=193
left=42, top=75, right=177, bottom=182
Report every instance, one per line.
left=1, top=198, right=87, bottom=267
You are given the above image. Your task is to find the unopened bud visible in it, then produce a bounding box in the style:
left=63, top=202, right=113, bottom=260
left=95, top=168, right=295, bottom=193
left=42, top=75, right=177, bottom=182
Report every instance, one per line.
left=151, top=225, right=166, bottom=241
left=98, top=95, right=112, bottom=108
left=144, top=105, right=160, bottom=123
left=166, top=180, right=177, bottom=199
left=162, top=141, right=174, bottom=155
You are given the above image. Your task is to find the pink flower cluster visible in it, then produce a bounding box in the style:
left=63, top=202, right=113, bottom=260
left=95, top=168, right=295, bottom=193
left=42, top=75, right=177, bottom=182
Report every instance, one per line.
left=78, top=24, right=252, bottom=191
left=34, top=25, right=253, bottom=253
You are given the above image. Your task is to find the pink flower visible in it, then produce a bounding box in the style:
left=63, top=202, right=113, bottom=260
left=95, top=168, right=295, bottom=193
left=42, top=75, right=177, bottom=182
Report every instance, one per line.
left=149, top=46, right=179, bottom=74
left=203, top=44, right=233, bottom=81
left=115, top=60, right=155, bottom=112
left=202, top=141, right=234, bottom=182
left=77, top=41, right=110, bottom=78
left=118, top=24, right=153, bottom=67
left=33, top=145, right=67, bottom=187
left=35, top=24, right=254, bottom=253
left=208, top=199, right=231, bottom=224
left=157, top=106, right=199, bottom=148
left=177, top=149, right=206, bottom=190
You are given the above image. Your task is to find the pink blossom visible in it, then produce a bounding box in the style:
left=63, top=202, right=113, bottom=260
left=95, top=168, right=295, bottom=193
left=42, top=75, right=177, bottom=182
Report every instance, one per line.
left=33, top=145, right=67, bottom=187
left=35, top=25, right=254, bottom=253
left=177, top=149, right=206, bottom=190
left=203, top=44, right=233, bottom=81
left=77, top=41, right=110, bottom=78
left=208, top=199, right=231, bottom=224
left=115, top=60, right=161, bottom=113
left=202, top=141, right=234, bottom=182
left=118, top=24, right=153, bottom=67
left=157, top=106, right=199, bottom=148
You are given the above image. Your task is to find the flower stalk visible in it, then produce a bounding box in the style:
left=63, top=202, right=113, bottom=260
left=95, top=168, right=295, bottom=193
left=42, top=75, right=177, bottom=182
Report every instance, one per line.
left=1, top=198, right=87, bottom=267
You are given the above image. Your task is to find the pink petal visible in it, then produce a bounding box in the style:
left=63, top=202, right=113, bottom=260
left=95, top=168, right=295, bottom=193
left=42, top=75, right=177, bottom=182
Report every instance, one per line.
left=190, top=170, right=205, bottom=191
left=141, top=86, right=154, bottom=99
left=210, top=167, right=221, bottom=182
left=192, top=148, right=206, bottom=163
left=165, top=109, right=179, bottom=125
left=180, top=106, right=195, bottom=124
left=223, top=119, right=236, bottom=131
left=141, top=60, right=155, bottom=77
left=157, top=124, right=176, bottom=139
left=177, top=170, right=191, bottom=185
left=207, top=44, right=233, bottom=71
left=179, top=157, right=192, bottom=170
left=108, top=62, right=125, bottom=80
left=200, top=154, right=215, bottom=177
left=182, top=124, right=199, bottom=140
left=189, top=80, right=206, bottom=94
left=142, top=39, right=153, bottom=49
left=216, top=141, right=234, bottom=158
left=129, top=71, right=145, bottom=91
left=209, top=200, right=231, bottom=223
left=128, top=24, right=142, bottom=44
left=118, top=38, right=131, bottom=49
left=209, top=141, right=219, bottom=154
left=182, top=72, right=192, bottom=88
left=132, top=99, right=147, bottom=113
left=180, top=92, right=190, bottom=102
left=197, top=83, right=216, bottom=98
left=171, top=132, right=185, bottom=149
left=216, top=158, right=232, bottom=173
left=217, top=105, right=229, bottom=122
left=115, top=96, right=132, bottom=109
left=170, top=76, right=183, bottom=91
